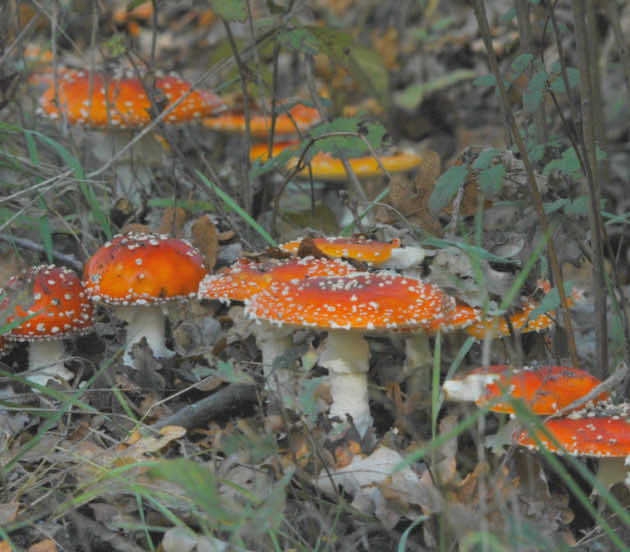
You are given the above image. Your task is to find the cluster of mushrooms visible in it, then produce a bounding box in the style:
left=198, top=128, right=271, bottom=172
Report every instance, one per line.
left=1, top=232, right=586, bottom=442
left=10, top=62, right=627, bottom=481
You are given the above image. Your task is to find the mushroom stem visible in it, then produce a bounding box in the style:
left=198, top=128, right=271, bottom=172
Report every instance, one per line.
left=116, top=304, right=173, bottom=365
left=27, top=340, right=74, bottom=385
left=254, top=322, right=295, bottom=396
left=404, top=333, right=433, bottom=397
left=319, top=331, right=372, bottom=437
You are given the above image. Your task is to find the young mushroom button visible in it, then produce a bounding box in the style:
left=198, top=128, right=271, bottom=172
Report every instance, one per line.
left=245, top=273, right=451, bottom=437
left=2, top=265, right=93, bottom=385
left=82, top=232, right=207, bottom=366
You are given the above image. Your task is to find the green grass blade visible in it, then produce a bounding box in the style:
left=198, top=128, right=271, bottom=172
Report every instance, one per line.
left=196, top=170, right=277, bottom=247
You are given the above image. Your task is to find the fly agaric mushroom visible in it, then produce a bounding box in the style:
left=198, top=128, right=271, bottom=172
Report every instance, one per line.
left=443, top=365, right=608, bottom=415
left=198, top=256, right=355, bottom=394
left=250, top=141, right=422, bottom=180
left=279, top=235, right=430, bottom=270
left=515, top=402, right=630, bottom=489
left=1, top=265, right=93, bottom=385
left=203, top=103, right=320, bottom=137
left=82, top=232, right=207, bottom=366
left=245, top=273, right=451, bottom=436
left=464, top=297, right=556, bottom=340
left=38, top=70, right=222, bottom=128
left=198, top=256, right=355, bottom=303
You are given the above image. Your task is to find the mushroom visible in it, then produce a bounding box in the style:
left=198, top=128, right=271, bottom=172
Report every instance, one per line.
left=82, top=232, right=207, bottom=366
left=198, top=256, right=355, bottom=393
left=203, top=103, right=321, bottom=137
left=36, top=69, right=223, bottom=180
left=464, top=297, right=556, bottom=340
left=514, top=402, right=630, bottom=489
left=37, top=70, right=222, bottom=129
left=250, top=141, right=422, bottom=180
left=279, top=235, right=430, bottom=270
left=1, top=265, right=93, bottom=385
left=443, top=364, right=608, bottom=415
left=245, top=273, right=450, bottom=436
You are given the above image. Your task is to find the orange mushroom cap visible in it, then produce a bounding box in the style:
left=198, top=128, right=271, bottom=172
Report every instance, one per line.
left=38, top=70, right=222, bottom=128
left=83, top=232, right=207, bottom=305
left=279, top=236, right=402, bottom=264
left=515, top=404, right=630, bottom=457
left=465, top=298, right=555, bottom=340
left=204, top=103, right=320, bottom=137
left=2, top=265, right=93, bottom=341
left=250, top=141, right=422, bottom=180
left=198, top=256, right=355, bottom=303
left=444, top=364, right=607, bottom=415
left=246, top=273, right=452, bottom=331
left=422, top=300, right=481, bottom=333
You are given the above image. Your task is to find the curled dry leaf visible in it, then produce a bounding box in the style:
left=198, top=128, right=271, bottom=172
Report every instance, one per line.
left=158, top=207, right=189, bottom=237
left=191, top=214, right=219, bottom=271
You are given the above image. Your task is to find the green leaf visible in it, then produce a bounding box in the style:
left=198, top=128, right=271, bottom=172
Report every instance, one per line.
left=209, top=0, right=247, bottom=22
left=307, top=116, right=386, bottom=159
left=543, top=147, right=581, bottom=178
left=478, top=165, right=504, bottom=195
left=471, top=148, right=501, bottom=170
left=523, top=70, right=547, bottom=113
left=299, top=376, right=327, bottom=423
left=511, top=53, right=533, bottom=77
left=473, top=74, right=496, bottom=88
left=394, top=70, right=475, bottom=111
left=428, top=165, right=468, bottom=215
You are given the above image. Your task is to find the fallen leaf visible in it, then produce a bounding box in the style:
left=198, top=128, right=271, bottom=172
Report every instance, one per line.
left=27, top=539, right=57, bottom=552
left=191, top=214, right=219, bottom=271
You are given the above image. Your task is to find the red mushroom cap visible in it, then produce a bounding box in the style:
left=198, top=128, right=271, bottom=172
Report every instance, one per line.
left=444, top=364, right=607, bottom=415
left=38, top=70, right=222, bottom=128
left=2, top=265, right=93, bottom=341
left=279, top=236, right=402, bottom=264
left=515, top=403, right=630, bottom=457
left=198, top=256, right=355, bottom=303
left=82, top=232, right=207, bottom=305
left=246, top=273, right=451, bottom=331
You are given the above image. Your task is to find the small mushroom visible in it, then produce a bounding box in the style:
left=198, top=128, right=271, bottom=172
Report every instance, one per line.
left=82, top=232, right=207, bottom=366
left=279, top=235, right=429, bottom=270
left=443, top=364, right=608, bottom=415
left=250, top=142, right=422, bottom=180
left=2, top=265, right=93, bottom=385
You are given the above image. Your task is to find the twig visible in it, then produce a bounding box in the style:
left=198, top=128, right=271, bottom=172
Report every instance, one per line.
left=150, top=384, right=257, bottom=430
left=573, top=0, right=608, bottom=375
left=606, top=0, right=630, bottom=95
left=0, top=233, right=83, bottom=271
left=472, top=0, right=580, bottom=370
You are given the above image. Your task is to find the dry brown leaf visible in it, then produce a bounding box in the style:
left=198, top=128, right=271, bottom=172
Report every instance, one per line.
left=434, top=414, right=458, bottom=485
left=191, top=214, right=219, bottom=271
left=158, top=207, right=188, bottom=237
left=0, top=542, right=11, bottom=552
left=27, top=539, right=57, bottom=552
left=371, top=28, right=400, bottom=70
